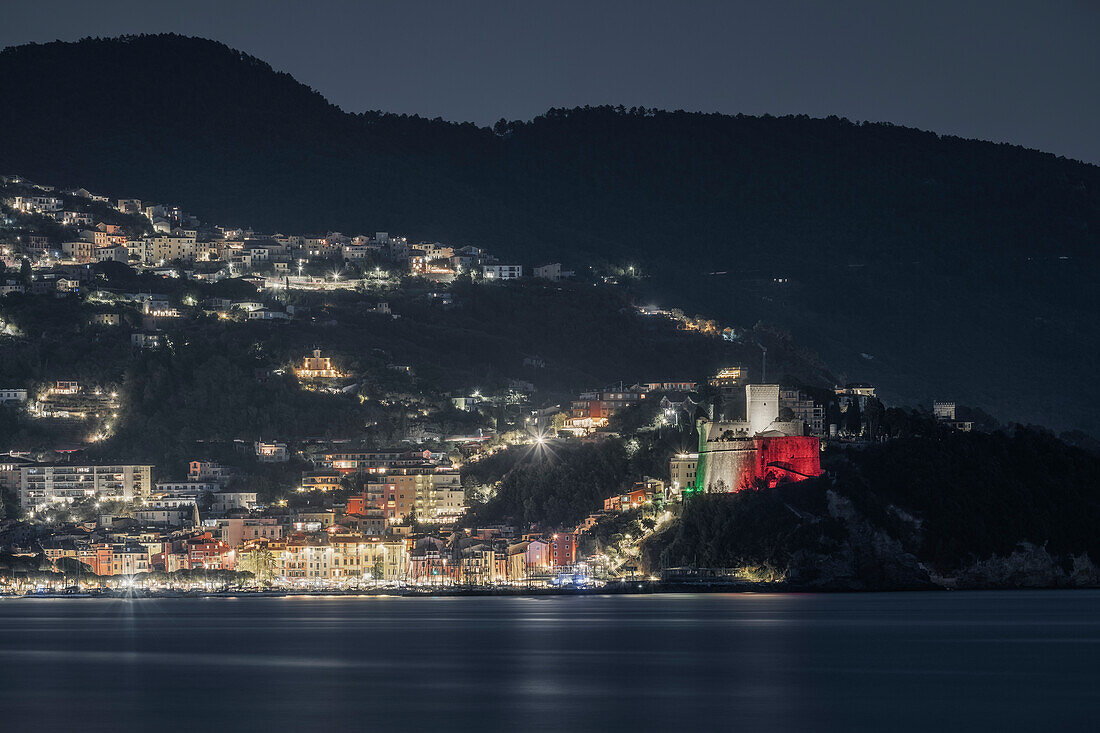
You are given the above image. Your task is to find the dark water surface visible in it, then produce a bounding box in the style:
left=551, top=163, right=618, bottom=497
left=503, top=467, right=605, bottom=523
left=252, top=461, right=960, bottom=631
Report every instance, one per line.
left=0, top=591, right=1097, bottom=732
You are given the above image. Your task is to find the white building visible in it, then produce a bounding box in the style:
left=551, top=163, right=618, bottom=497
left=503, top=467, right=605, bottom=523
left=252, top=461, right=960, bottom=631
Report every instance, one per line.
left=61, top=211, right=93, bottom=227
left=11, top=195, right=63, bottom=213
left=342, top=243, right=377, bottom=260
left=19, top=464, right=154, bottom=510
left=135, top=494, right=200, bottom=527
left=210, top=492, right=259, bottom=513
left=780, top=389, right=826, bottom=436
left=255, top=441, right=289, bottom=462
left=155, top=480, right=222, bottom=494
left=482, top=264, right=523, bottom=280
left=745, top=384, right=793, bottom=435
left=835, top=383, right=877, bottom=410
left=0, top=388, right=28, bottom=403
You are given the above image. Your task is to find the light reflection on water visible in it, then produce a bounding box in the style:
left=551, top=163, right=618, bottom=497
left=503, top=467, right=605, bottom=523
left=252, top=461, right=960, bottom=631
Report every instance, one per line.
left=0, top=591, right=1098, bottom=732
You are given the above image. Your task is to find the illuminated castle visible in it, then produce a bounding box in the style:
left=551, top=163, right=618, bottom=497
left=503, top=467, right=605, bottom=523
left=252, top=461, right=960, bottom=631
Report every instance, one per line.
left=694, top=384, right=821, bottom=493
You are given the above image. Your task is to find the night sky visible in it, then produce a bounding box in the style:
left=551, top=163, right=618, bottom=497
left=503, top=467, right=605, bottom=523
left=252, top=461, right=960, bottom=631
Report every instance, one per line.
left=3, top=0, right=1098, bottom=164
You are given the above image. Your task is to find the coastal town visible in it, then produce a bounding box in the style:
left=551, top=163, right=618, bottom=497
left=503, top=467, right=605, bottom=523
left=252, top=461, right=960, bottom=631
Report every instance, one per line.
left=0, top=172, right=976, bottom=593
left=0, top=17, right=1094, bottom=733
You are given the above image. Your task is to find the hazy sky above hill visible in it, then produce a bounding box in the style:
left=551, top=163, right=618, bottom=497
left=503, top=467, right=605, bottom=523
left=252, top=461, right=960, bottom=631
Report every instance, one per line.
left=4, top=0, right=1098, bottom=164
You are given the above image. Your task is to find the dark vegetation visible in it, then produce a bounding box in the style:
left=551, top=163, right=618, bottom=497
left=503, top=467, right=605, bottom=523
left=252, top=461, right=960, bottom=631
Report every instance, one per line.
left=2, top=263, right=800, bottom=479
left=1, top=35, right=1097, bottom=432
left=577, top=507, right=658, bottom=558
left=645, top=426, right=1100, bottom=577
left=644, top=481, right=845, bottom=572
left=469, top=441, right=631, bottom=529
left=466, top=419, right=698, bottom=529
left=830, top=426, right=1100, bottom=569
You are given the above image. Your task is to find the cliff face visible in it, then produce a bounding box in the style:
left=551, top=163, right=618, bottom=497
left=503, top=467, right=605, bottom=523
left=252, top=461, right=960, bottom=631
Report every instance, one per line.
left=642, top=429, right=1100, bottom=590
left=932, top=545, right=1100, bottom=590
left=641, top=485, right=936, bottom=590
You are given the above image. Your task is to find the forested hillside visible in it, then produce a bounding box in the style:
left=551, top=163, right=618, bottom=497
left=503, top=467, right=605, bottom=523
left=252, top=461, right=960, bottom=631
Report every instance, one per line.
left=1, top=35, right=1097, bottom=432
left=0, top=268, right=816, bottom=473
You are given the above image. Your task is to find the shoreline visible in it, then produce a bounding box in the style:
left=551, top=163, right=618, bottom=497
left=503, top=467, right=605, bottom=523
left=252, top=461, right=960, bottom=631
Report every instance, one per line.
left=8, top=583, right=1093, bottom=599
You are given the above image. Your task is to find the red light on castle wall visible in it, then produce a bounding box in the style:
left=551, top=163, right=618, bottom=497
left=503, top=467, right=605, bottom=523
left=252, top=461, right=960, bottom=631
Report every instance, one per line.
left=733, top=436, right=823, bottom=492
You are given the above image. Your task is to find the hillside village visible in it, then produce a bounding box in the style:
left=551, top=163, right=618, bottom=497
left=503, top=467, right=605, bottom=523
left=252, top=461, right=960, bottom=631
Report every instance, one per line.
left=0, top=172, right=1020, bottom=591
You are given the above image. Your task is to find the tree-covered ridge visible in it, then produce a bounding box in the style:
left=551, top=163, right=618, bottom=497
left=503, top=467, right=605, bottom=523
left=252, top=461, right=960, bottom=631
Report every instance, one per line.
left=0, top=34, right=1097, bottom=432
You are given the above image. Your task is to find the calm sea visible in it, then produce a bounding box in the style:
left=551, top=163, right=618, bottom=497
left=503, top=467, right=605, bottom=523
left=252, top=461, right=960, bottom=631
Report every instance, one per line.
left=0, top=591, right=1097, bottom=732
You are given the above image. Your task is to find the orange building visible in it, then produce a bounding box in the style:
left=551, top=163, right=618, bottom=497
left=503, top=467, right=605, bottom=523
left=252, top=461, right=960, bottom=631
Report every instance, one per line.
left=550, top=533, right=577, bottom=567
left=184, top=532, right=236, bottom=570
left=93, top=230, right=128, bottom=248
left=346, top=494, right=368, bottom=516
left=603, top=488, right=650, bottom=512
left=76, top=545, right=115, bottom=576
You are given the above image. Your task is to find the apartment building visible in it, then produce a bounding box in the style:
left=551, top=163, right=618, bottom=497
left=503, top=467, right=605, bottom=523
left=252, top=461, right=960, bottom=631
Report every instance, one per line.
left=669, top=453, right=699, bottom=496
left=19, top=464, right=154, bottom=510
left=142, top=235, right=196, bottom=264
left=62, top=240, right=96, bottom=263
left=277, top=534, right=407, bottom=582
left=319, top=448, right=433, bottom=473
left=367, top=467, right=465, bottom=522
left=780, top=389, right=826, bottom=436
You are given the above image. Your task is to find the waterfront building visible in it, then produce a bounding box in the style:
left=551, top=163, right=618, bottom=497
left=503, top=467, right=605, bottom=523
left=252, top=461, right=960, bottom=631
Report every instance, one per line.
left=206, top=517, right=284, bottom=547
left=276, top=534, right=407, bottom=582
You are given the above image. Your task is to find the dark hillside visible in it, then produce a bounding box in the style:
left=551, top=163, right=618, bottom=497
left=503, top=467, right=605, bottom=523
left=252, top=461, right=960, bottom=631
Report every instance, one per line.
left=643, top=428, right=1100, bottom=589
left=2, top=35, right=1097, bottom=431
